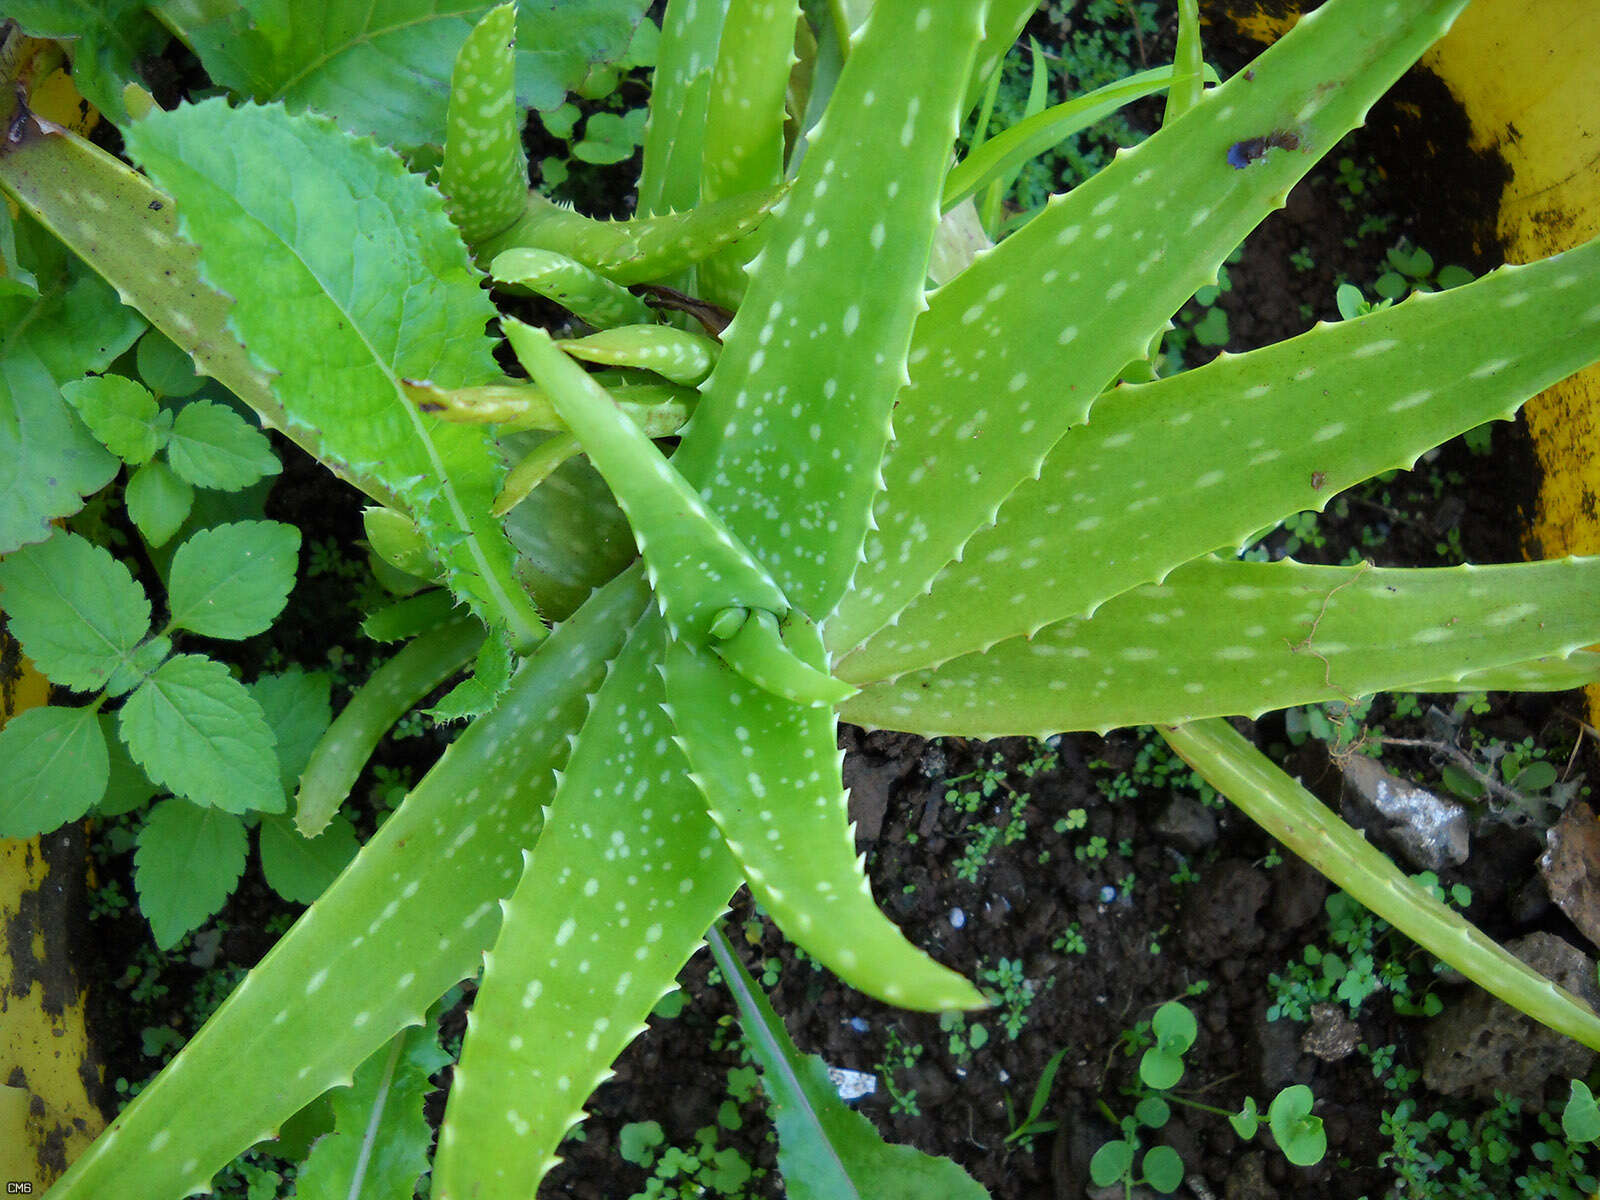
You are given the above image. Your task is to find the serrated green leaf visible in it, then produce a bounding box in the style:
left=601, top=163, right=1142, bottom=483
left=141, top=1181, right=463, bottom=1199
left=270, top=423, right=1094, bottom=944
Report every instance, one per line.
left=154, top=0, right=647, bottom=149
left=0, top=705, right=109, bottom=837
left=258, top=814, right=359, bottom=905
left=361, top=589, right=461, bottom=643
left=119, top=654, right=283, bottom=814
left=3, top=0, right=169, bottom=124
left=133, top=797, right=248, bottom=949
left=164, top=400, right=280, bottom=491
left=97, top=712, right=158, bottom=817
left=136, top=328, right=206, bottom=398
left=103, top=635, right=172, bottom=699
left=422, top=628, right=512, bottom=722
left=295, top=1017, right=449, bottom=1200
left=167, top=521, right=300, bottom=640
left=126, top=100, right=544, bottom=649
left=61, top=374, right=165, bottom=465
left=125, top=457, right=195, bottom=547
left=249, top=668, right=333, bottom=791
left=0, top=528, right=150, bottom=692
left=707, top=926, right=989, bottom=1200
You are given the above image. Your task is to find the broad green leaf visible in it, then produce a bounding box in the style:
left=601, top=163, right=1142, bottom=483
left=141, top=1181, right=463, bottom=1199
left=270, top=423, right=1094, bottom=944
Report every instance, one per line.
left=295, top=617, right=484, bottom=837
left=102, top=635, right=172, bottom=699
left=248, top=668, right=333, bottom=791
left=842, top=236, right=1600, bottom=678
left=835, top=0, right=1475, bottom=652
left=126, top=100, right=545, bottom=649
left=440, top=4, right=529, bottom=246
left=671, top=0, right=990, bottom=618
left=61, top=374, right=167, bottom=465
left=118, top=654, right=283, bottom=814
left=133, top=797, right=248, bottom=949
left=433, top=609, right=744, bottom=1200
left=3, top=0, right=168, bottom=123
left=295, top=1018, right=448, bottom=1200
left=0, top=705, right=109, bottom=837
left=1164, top=719, right=1600, bottom=1052
left=167, top=521, right=301, bottom=640
left=665, top=620, right=983, bottom=1011
left=0, top=529, right=150, bottom=692
left=842, top=557, right=1600, bottom=737
left=164, top=400, right=280, bottom=491
left=96, top=712, right=158, bottom=817
left=153, top=0, right=650, bottom=149
left=259, top=815, right=359, bottom=905
left=135, top=328, right=207, bottom=398
left=47, top=568, right=646, bottom=1200
left=125, top=458, right=194, bottom=547
left=707, top=926, right=990, bottom=1200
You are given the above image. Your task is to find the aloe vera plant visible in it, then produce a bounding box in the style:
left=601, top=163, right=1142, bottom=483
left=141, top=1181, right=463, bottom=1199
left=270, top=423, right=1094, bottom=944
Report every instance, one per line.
left=6, top=0, right=1600, bottom=1195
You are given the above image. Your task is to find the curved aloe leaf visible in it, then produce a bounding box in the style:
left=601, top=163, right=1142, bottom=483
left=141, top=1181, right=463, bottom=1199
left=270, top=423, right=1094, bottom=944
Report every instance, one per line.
left=638, top=0, right=729, bottom=217
left=665, top=617, right=984, bottom=1011
left=672, top=0, right=993, bottom=617
left=841, top=556, right=1600, bottom=737
left=125, top=100, right=546, bottom=650
left=489, top=246, right=656, bottom=327
left=44, top=568, right=647, bottom=1200
left=559, top=324, right=720, bottom=386
left=833, top=0, right=1474, bottom=652
left=294, top=617, right=485, bottom=837
left=432, top=609, right=743, bottom=1200
left=1163, top=718, right=1600, bottom=1052
left=440, top=3, right=528, bottom=245
left=843, top=236, right=1600, bottom=679
left=404, top=376, right=695, bottom=436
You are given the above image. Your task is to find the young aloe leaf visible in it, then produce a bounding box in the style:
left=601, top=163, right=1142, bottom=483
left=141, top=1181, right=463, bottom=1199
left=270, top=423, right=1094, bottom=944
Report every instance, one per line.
left=433, top=610, right=744, bottom=1200
left=664, top=619, right=985, bottom=1011
left=489, top=246, right=656, bottom=327
left=150, top=0, right=648, bottom=150
left=559, top=324, right=720, bottom=386
left=672, top=0, right=992, bottom=618
left=476, top=185, right=784, bottom=283
left=502, top=318, right=788, bottom=640
left=1163, top=718, right=1600, bottom=1052
left=706, top=924, right=991, bottom=1200
left=840, top=556, right=1600, bottom=738
left=133, top=797, right=249, bottom=950
left=404, top=376, right=694, bottom=436
left=295, top=616, right=485, bottom=837
left=125, top=100, right=546, bottom=651
left=834, top=0, right=1474, bottom=652
left=943, top=66, right=1212, bottom=213
left=0, top=706, right=109, bottom=838
left=495, top=433, right=583, bottom=516
left=44, top=567, right=646, bottom=1200
left=638, top=0, right=728, bottom=216
left=440, top=4, right=528, bottom=246
left=843, top=237, right=1600, bottom=679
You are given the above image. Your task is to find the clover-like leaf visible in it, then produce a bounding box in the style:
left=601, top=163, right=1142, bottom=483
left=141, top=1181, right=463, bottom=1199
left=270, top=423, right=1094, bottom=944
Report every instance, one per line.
left=133, top=798, right=249, bottom=949
left=167, top=520, right=301, bottom=640
left=164, top=400, right=280, bottom=491
left=118, top=654, right=283, bottom=814
left=0, top=705, right=109, bottom=837
left=0, top=528, right=150, bottom=692
left=61, top=374, right=169, bottom=465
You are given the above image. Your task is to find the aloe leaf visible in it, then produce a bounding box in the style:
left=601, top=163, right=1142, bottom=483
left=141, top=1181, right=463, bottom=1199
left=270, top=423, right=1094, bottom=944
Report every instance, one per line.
left=476, top=186, right=783, bottom=282
left=638, top=0, right=729, bottom=216
left=707, top=925, right=990, bottom=1200
left=1163, top=718, right=1600, bottom=1051
left=672, top=0, right=991, bottom=618
left=560, top=324, right=720, bottom=386
left=834, top=0, right=1474, bottom=652
left=151, top=0, right=647, bottom=149
left=432, top=610, right=744, bottom=1200
left=405, top=376, right=695, bottom=436
left=1408, top=652, right=1600, bottom=694
left=294, top=617, right=485, bottom=837
left=841, top=556, right=1600, bottom=738
left=944, top=66, right=1213, bottom=213
left=1162, top=0, right=1205, bottom=125
left=440, top=4, right=528, bottom=246
left=45, top=568, right=646, bottom=1200
left=125, top=99, right=545, bottom=651
left=664, top=618, right=984, bottom=1011
left=490, top=246, right=656, bottom=327
left=844, top=237, right=1600, bottom=678
left=503, top=318, right=789, bottom=641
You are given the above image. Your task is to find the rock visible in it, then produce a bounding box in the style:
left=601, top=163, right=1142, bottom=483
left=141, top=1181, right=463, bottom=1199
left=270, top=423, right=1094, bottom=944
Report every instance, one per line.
left=1269, top=857, right=1329, bottom=934
left=1540, top=801, right=1600, bottom=952
left=1422, top=932, right=1600, bottom=1104
left=1299, top=1003, right=1359, bottom=1063
left=1338, top=754, right=1469, bottom=872
left=1225, top=1151, right=1277, bottom=1200
left=1151, top=796, right=1219, bottom=854
left=1180, top=860, right=1270, bottom=964
left=842, top=753, right=904, bottom=844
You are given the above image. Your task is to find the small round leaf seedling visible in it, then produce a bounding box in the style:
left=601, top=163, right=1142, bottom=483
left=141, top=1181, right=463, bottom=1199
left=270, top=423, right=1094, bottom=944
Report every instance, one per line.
left=1142, top=1144, right=1185, bottom=1193
left=1563, top=1079, right=1600, bottom=1143
left=1267, top=1084, right=1327, bottom=1166
left=1088, top=1138, right=1135, bottom=1187
left=1139, top=1000, right=1198, bottom=1090
left=1229, top=1095, right=1261, bottom=1139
